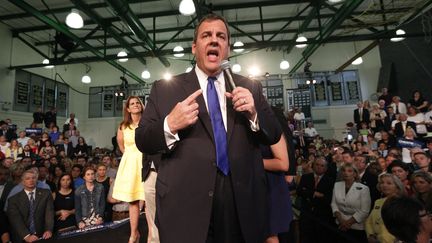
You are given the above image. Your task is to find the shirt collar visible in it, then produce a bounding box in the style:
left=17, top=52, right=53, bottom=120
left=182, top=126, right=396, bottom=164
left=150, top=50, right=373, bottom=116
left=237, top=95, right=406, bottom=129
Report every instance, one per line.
left=194, top=65, right=224, bottom=83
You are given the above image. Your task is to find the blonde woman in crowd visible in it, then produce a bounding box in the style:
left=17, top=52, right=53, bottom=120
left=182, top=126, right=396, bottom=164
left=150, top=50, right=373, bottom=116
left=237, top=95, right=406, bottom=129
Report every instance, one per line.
left=365, top=173, right=405, bottom=243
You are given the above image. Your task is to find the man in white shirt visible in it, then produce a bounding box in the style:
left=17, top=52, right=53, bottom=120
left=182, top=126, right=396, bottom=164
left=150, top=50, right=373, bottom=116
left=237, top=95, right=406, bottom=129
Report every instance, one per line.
left=304, top=121, right=318, bottom=137
left=17, top=131, right=30, bottom=147
left=390, top=96, right=407, bottom=115
left=64, top=113, right=78, bottom=127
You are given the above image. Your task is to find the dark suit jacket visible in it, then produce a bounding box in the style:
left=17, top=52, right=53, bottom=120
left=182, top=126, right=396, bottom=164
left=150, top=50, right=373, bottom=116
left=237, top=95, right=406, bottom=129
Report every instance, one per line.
left=141, top=153, right=160, bottom=182
left=394, top=121, right=417, bottom=138
left=56, top=142, right=74, bottom=158
left=296, top=173, right=334, bottom=218
left=0, top=181, right=14, bottom=211
left=353, top=108, right=370, bottom=126
left=135, top=70, right=281, bottom=243
left=360, top=169, right=379, bottom=206
left=7, top=188, right=54, bottom=242
left=384, top=113, right=396, bottom=131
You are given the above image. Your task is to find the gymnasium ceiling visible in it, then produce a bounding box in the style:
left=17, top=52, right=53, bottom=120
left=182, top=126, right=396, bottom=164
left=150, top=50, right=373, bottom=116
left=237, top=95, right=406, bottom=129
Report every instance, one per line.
left=1, top=0, right=432, bottom=83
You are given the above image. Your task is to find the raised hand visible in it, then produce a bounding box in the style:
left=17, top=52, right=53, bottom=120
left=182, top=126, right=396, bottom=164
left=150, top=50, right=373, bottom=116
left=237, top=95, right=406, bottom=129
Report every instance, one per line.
left=226, top=87, right=256, bottom=120
left=167, top=89, right=203, bottom=134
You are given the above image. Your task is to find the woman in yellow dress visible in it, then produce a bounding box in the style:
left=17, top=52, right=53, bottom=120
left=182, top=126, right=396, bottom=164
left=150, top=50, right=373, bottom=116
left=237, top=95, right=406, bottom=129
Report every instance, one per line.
left=113, top=96, right=145, bottom=243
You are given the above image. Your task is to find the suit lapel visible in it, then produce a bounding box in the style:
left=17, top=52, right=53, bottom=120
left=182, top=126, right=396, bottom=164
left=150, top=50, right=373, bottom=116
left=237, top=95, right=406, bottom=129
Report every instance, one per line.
left=181, top=70, right=215, bottom=143
left=33, top=189, right=42, bottom=211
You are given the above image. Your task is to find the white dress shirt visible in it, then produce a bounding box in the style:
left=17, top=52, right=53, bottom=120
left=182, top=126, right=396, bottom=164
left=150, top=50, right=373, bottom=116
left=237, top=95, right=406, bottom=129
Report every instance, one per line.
left=164, top=66, right=258, bottom=149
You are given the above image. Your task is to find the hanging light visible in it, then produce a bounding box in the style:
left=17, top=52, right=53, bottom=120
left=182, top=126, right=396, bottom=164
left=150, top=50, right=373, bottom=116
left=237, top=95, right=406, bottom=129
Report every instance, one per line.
left=141, top=69, right=151, bottom=79
left=233, top=41, right=245, bottom=53
left=42, top=59, right=54, bottom=69
left=81, top=75, right=91, bottom=84
left=295, top=35, right=308, bottom=48
left=117, top=50, right=128, bottom=62
left=232, top=63, right=242, bottom=73
left=390, top=29, right=406, bottom=42
left=163, top=72, right=172, bottom=81
left=352, top=57, right=363, bottom=65
left=185, top=66, right=193, bottom=73
left=179, top=0, right=195, bottom=16
left=65, top=9, right=84, bottom=29
left=279, top=60, right=290, bottom=70
left=328, top=0, right=343, bottom=3
left=173, top=45, right=184, bottom=57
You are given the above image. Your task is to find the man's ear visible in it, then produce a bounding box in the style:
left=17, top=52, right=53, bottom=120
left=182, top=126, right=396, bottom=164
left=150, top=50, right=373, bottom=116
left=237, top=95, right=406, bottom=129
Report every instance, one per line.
left=192, top=42, right=196, bottom=55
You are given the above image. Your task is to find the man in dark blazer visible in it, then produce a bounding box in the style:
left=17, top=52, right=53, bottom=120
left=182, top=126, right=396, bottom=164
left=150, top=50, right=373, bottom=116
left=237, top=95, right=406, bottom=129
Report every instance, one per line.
left=384, top=106, right=397, bottom=132
left=7, top=168, right=54, bottom=243
left=353, top=101, right=370, bottom=129
left=297, top=157, right=335, bottom=243
left=56, top=137, right=74, bottom=158
left=355, top=155, right=379, bottom=205
left=0, top=166, right=14, bottom=242
left=394, top=113, right=417, bottom=138
left=135, top=14, right=281, bottom=243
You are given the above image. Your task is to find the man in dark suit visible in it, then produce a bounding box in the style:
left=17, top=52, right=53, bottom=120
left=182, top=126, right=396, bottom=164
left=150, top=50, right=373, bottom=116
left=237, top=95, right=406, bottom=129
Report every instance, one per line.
left=355, top=155, right=379, bottom=205
left=394, top=113, right=417, bottom=138
left=297, top=157, right=335, bottom=243
left=0, top=166, right=14, bottom=242
left=56, top=137, right=74, bottom=158
left=135, top=14, right=281, bottom=243
left=384, top=106, right=397, bottom=132
left=7, top=168, right=54, bottom=243
left=353, top=101, right=370, bottom=129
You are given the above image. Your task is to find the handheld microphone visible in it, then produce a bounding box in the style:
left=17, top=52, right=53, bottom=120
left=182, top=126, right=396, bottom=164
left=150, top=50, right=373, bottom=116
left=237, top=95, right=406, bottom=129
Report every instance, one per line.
left=220, top=60, right=236, bottom=91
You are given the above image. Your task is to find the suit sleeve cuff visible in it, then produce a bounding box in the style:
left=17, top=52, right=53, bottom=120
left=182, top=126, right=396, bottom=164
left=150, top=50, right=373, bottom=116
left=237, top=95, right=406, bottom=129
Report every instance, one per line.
left=164, top=116, right=180, bottom=149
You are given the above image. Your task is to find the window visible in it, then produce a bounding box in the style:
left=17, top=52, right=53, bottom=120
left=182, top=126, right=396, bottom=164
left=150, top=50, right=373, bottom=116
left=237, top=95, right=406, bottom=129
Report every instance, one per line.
left=13, top=70, right=69, bottom=116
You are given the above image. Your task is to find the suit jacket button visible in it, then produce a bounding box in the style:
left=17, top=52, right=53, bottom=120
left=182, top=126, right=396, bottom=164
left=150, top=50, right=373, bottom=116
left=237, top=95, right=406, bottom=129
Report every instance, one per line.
left=208, top=191, right=214, bottom=197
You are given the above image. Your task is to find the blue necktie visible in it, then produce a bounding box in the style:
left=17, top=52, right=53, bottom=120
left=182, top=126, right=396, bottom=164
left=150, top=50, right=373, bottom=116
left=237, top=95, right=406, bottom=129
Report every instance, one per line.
left=207, top=76, right=230, bottom=175
left=28, top=191, right=36, bottom=234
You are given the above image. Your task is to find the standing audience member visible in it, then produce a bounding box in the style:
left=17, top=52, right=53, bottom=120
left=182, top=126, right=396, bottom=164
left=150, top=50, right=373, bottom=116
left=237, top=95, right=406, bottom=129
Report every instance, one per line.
left=0, top=166, right=13, bottom=243
left=382, top=196, right=432, bottom=243
left=354, top=102, right=370, bottom=130
left=355, top=155, right=379, bottom=204
left=64, top=113, right=79, bottom=127
left=7, top=169, right=54, bottom=243
left=413, top=152, right=431, bottom=173
left=101, top=155, right=117, bottom=179
left=75, top=167, right=105, bottom=229
left=331, top=163, right=371, bottom=243
left=32, top=107, right=44, bottom=125
left=384, top=106, right=397, bottom=132
left=297, top=157, right=335, bottom=243
left=56, top=137, right=74, bottom=158
left=44, top=107, right=57, bottom=129
left=378, top=88, right=392, bottom=107
left=411, top=171, right=432, bottom=213
left=96, top=164, right=113, bottom=222
left=390, top=96, right=407, bottom=115
left=365, top=173, right=405, bottom=243
left=408, top=90, right=429, bottom=113
left=370, top=104, right=386, bottom=133
left=388, top=160, right=413, bottom=195
left=54, top=174, right=75, bottom=231
left=71, top=164, right=84, bottom=189
left=407, top=106, right=427, bottom=137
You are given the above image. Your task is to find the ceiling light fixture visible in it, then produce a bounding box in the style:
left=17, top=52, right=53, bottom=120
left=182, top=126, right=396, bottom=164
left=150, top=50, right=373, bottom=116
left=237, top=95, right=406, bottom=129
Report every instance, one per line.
left=233, top=41, right=245, bottom=53
left=81, top=64, right=91, bottom=84
left=141, top=69, right=151, bottom=79
left=185, top=66, right=193, bottom=73
left=248, top=66, right=260, bottom=77
left=117, top=50, right=128, bottom=62
left=390, top=29, right=406, bottom=42
left=295, top=35, right=308, bottom=48
left=179, top=0, right=196, bottom=16
left=352, top=57, right=363, bottom=65
left=42, top=59, right=54, bottom=69
left=279, top=60, right=290, bottom=70
left=173, top=45, right=184, bottom=57
left=163, top=72, right=172, bottom=81
left=328, top=0, right=343, bottom=3
left=66, top=9, right=84, bottom=29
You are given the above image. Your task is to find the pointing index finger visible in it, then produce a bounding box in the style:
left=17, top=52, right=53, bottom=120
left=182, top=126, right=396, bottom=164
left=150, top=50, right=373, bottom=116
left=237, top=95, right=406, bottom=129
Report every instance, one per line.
left=183, top=89, right=203, bottom=105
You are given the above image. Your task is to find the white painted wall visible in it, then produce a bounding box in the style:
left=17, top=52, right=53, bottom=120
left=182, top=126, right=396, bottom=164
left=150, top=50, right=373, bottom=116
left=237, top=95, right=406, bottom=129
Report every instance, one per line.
left=0, top=22, right=381, bottom=147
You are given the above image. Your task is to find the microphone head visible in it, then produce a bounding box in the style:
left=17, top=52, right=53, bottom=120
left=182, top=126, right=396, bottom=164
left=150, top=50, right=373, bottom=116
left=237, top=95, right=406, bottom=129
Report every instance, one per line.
left=220, top=60, right=231, bottom=70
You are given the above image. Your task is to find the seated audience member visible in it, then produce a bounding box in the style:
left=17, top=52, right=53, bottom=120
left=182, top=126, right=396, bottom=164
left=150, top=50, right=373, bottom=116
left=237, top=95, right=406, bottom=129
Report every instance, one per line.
left=56, top=136, right=74, bottom=158
left=0, top=136, right=10, bottom=154
left=4, top=166, right=51, bottom=210
left=76, top=156, right=87, bottom=167
left=107, top=178, right=129, bottom=221
left=390, top=96, right=407, bottom=115
left=18, top=145, right=37, bottom=161
left=71, top=164, right=84, bottom=188
left=74, top=137, right=89, bottom=158
left=378, top=131, right=397, bottom=149
left=17, top=131, right=30, bottom=147
left=96, top=164, right=113, bottom=221
left=365, top=173, right=405, bottom=243
left=49, top=125, right=61, bottom=144
left=377, top=157, right=387, bottom=173
left=27, top=138, right=38, bottom=154
left=37, top=132, right=50, bottom=151
left=75, top=167, right=105, bottom=229
left=394, top=113, right=417, bottom=138
left=304, top=121, right=319, bottom=137
left=54, top=174, right=76, bottom=231
left=407, top=106, right=428, bottom=137
left=388, top=160, right=413, bottom=195
left=39, top=140, right=57, bottom=160
left=0, top=166, right=13, bottom=243
left=38, top=165, right=56, bottom=192
left=0, top=121, right=17, bottom=142
left=5, top=139, right=22, bottom=161
left=378, top=88, right=392, bottom=107
left=7, top=168, right=54, bottom=243
left=411, top=171, right=432, bottom=213
left=101, top=155, right=117, bottom=178
left=331, top=163, right=371, bottom=243
left=382, top=196, right=432, bottom=243
left=64, top=113, right=79, bottom=128
left=408, top=90, right=429, bottom=113
left=297, top=157, right=335, bottom=243
left=52, top=165, right=66, bottom=187
left=358, top=122, right=372, bottom=143
left=425, top=105, right=432, bottom=132
left=413, top=152, right=431, bottom=173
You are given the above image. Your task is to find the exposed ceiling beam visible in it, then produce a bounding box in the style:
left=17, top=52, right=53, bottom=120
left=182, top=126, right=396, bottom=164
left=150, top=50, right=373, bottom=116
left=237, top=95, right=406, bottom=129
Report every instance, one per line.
left=290, top=0, right=365, bottom=73
left=335, top=40, right=380, bottom=73
left=8, top=0, right=145, bottom=83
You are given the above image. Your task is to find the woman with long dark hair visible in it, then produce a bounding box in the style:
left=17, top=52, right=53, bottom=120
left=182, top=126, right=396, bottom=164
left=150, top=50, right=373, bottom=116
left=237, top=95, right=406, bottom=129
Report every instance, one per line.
left=54, top=174, right=76, bottom=231
left=112, top=96, right=146, bottom=243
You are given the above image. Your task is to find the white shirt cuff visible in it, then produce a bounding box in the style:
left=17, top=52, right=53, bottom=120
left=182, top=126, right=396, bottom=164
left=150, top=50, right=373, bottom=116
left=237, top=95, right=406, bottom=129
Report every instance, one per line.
left=164, top=116, right=180, bottom=149
left=249, top=113, right=260, bottom=132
